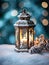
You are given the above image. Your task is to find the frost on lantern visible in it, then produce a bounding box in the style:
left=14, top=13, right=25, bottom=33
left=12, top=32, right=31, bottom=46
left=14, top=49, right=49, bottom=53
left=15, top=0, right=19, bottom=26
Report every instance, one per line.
left=14, top=9, right=36, bottom=49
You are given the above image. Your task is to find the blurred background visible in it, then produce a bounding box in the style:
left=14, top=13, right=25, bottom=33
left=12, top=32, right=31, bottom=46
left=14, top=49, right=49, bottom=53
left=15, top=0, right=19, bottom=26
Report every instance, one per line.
left=0, top=0, right=49, bottom=44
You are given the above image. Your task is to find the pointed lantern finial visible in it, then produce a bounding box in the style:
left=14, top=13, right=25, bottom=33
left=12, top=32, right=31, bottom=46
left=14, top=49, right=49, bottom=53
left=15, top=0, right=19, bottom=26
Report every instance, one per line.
left=22, top=9, right=26, bottom=13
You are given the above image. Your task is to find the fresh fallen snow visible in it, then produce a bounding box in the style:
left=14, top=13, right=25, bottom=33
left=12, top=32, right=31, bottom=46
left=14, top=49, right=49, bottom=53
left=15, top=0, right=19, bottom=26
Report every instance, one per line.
left=0, top=45, right=49, bottom=65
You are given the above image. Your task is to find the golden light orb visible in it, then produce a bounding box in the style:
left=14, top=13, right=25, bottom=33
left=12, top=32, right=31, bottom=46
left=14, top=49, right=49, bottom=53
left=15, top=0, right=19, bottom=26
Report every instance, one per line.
left=42, top=19, right=49, bottom=26
left=42, top=2, right=48, bottom=8
left=42, top=10, right=48, bottom=17
left=2, top=2, right=9, bottom=9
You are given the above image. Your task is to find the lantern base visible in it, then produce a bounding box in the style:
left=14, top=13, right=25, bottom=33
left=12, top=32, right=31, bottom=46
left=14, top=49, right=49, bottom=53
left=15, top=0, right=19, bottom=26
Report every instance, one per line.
left=15, top=47, right=29, bottom=52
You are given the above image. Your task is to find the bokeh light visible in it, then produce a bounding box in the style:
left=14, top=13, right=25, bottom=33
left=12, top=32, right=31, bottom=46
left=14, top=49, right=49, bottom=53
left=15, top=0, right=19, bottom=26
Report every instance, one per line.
left=42, top=10, right=48, bottom=17
left=42, top=19, right=49, bottom=26
left=11, top=10, right=18, bottom=16
left=2, top=2, right=9, bottom=9
left=4, top=11, right=11, bottom=19
left=19, top=2, right=24, bottom=8
left=42, top=2, right=48, bottom=8
left=0, top=20, right=4, bottom=28
left=9, top=35, right=15, bottom=44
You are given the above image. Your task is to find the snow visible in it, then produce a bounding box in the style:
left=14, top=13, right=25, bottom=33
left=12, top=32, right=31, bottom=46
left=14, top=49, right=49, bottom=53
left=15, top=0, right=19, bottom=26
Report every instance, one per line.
left=18, top=13, right=28, bottom=17
left=0, top=44, right=49, bottom=65
left=14, top=20, right=34, bottom=26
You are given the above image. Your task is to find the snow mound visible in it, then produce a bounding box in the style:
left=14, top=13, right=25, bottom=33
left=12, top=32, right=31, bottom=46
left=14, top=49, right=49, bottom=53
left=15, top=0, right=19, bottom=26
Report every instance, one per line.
left=0, top=44, right=49, bottom=65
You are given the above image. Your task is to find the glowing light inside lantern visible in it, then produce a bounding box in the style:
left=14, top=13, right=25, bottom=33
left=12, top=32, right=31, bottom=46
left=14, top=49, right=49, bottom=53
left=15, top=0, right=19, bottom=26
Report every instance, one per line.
left=42, top=2, right=48, bottom=8
left=20, top=28, right=27, bottom=43
left=21, top=37, right=27, bottom=43
left=42, top=19, right=48, bottom=26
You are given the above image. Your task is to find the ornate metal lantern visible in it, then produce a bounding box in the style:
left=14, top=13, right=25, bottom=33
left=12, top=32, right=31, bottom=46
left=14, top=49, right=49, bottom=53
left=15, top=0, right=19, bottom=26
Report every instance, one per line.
left=14, top=9, right=35, bottom=49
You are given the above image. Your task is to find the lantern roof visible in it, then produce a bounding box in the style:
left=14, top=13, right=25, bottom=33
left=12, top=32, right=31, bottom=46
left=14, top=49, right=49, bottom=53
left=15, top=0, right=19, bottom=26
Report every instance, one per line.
left=14, top=19, right=35, bottom=27
left=14, top=9, right=36, bottom=27
left=18, top=9, right=31, bottom=18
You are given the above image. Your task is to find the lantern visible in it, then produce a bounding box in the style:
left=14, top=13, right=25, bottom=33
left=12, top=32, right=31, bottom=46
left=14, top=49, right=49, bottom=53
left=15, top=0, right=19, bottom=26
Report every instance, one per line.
left=14, top=9, right=35, bottom=49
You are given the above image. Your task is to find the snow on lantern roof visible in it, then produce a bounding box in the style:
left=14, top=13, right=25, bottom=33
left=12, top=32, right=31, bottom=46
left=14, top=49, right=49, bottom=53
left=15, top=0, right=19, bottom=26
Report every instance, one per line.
left=18, top=9, right=31, bottom=18
left=14, top=20, right=35, bottom=27
left=14, top=9, right=35, bottom=27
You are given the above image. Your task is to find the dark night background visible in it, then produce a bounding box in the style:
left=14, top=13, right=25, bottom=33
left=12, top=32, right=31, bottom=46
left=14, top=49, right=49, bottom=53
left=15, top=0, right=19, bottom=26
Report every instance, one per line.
left=0, top=0, right=49, bottom=44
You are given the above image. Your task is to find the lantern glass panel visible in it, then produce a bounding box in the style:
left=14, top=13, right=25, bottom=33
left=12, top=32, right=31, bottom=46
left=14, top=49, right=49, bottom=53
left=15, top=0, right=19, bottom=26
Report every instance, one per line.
left=20, top=28, right=27, bottom=48
left=16, top=28, right=19, bottom=47
left=29, top=28, right=33, bottom=47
